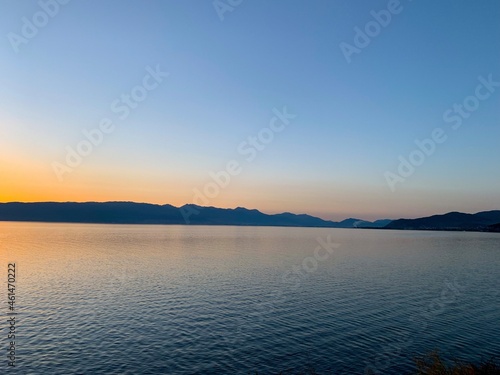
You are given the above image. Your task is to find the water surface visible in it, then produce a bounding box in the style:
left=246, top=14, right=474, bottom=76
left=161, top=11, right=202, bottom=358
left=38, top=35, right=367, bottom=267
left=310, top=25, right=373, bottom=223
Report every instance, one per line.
left=1, top=222, right=499, bottom=374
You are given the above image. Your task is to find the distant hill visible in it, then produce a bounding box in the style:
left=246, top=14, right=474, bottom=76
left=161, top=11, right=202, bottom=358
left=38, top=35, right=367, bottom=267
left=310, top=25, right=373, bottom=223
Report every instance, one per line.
left=0, top=202, right=183, bottom=224
left=351, top=219, right=393, bottom=228
left=385, top=211, right=500, bottom=232
left=486, top=223, right=500, bottom=232
left=0, top=202, right=386, bottom=228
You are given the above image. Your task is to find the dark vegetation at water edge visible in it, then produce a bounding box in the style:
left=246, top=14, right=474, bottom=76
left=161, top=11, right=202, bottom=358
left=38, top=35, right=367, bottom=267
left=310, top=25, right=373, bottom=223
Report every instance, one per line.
left=252, top=352, right=500, bottom=374
left=413, top=351, right=500, bottom=374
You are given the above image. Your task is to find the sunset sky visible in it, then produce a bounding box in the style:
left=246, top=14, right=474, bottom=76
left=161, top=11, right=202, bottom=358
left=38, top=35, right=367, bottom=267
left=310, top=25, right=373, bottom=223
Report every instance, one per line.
left=1, top=0, right=499, bottom=221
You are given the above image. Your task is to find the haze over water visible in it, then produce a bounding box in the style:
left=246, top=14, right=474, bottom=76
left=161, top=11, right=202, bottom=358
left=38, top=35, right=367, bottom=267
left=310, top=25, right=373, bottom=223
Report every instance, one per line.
left=2, top=222, right=499, bottom=374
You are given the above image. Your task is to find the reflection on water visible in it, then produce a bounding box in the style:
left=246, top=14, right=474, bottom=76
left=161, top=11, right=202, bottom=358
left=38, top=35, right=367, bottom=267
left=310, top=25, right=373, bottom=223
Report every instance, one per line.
left=1, top=222, right=499, bottom=374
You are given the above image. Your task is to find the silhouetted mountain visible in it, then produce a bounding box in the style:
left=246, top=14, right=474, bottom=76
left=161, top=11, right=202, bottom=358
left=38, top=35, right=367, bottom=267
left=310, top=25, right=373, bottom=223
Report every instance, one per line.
left=0, top=202, right=183, bottom=224
left=0, top=202, right=385, bottom=228
left=337, top=218, right=361, bottom=228
left=347, top=219, right=393, bottom=228
left=385, top=211, right=500, bottom=231
left=180, top=205, right=339, bottom=227
left=486, top=223, right=500, bottom=232
left=366, top=219, right=393, bottom=228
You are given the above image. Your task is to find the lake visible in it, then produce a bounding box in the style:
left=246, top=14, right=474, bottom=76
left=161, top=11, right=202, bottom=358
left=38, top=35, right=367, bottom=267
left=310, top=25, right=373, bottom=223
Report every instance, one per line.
left=1, top=222, right=499, bottom=374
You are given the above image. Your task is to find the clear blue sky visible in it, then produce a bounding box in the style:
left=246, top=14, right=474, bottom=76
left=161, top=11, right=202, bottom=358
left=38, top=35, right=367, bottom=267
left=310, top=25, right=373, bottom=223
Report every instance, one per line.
left=0, top=0, right=499, bottom=220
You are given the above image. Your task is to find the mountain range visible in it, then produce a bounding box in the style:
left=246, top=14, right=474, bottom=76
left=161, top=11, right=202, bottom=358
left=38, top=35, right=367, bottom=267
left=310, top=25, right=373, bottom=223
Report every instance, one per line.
left=0, top=202, right=388, bottom=228
left=0, top=202, right=499, bottom=232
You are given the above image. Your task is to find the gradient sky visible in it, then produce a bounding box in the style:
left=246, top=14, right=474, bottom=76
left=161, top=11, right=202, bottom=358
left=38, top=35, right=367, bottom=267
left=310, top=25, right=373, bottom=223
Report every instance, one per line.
left=0, top=0, right=499, bottom=221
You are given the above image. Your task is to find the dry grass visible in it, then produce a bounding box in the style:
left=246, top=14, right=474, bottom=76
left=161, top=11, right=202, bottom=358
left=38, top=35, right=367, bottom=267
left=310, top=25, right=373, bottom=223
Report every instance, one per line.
left=414, top=351, right=500, bottom=375
left=251, top=351, right=500, bottom=375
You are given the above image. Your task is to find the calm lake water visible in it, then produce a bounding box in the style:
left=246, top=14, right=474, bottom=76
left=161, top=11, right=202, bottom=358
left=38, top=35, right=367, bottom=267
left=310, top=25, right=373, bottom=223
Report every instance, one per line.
left=1, top=222, right=499, bottom=374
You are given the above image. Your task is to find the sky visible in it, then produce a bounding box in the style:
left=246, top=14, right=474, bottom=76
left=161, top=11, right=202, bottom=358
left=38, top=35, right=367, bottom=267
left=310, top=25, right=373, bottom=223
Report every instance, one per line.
left=0, top=0, right=499, bottom=221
